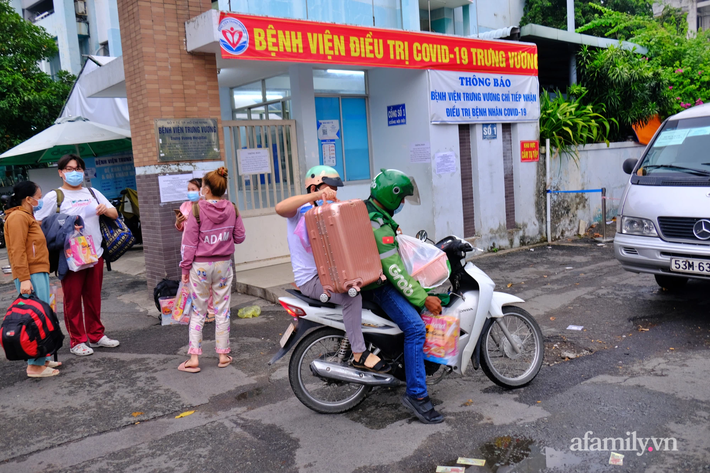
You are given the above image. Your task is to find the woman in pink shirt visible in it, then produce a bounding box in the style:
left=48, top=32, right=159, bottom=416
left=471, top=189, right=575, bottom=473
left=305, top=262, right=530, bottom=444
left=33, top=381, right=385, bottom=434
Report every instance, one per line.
left=175, top=178, right=215, bottom=322
left=178, top=168, right=246, bottom=373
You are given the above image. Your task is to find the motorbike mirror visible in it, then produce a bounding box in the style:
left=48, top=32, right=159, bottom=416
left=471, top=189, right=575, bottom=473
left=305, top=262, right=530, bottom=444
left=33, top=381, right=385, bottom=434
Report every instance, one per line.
left=415, top=230, right=428, bottom=242
left=471, top=247, right=485, bottom=257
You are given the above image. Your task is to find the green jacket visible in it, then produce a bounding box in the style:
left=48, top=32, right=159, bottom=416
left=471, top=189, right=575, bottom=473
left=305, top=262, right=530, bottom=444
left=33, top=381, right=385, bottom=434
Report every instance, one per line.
left=364, top=198, right=428, bottom=308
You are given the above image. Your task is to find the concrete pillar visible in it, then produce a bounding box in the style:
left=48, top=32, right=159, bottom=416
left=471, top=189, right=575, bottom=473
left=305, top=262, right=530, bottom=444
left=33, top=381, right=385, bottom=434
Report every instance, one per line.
left=288, top=64, right=319, bottom=175
left=219, top=86, right=238, bottom=200
left=107, top=0, right=122, bottom=57
left=54, top=0, right=82, bottom=74
left=86, top=0, right=100, bottom=56
left=117, top=0, right=224, bottom=289
left=470, top=123, right=507, bottom=248
left=429, top=124, right=464, bottom=242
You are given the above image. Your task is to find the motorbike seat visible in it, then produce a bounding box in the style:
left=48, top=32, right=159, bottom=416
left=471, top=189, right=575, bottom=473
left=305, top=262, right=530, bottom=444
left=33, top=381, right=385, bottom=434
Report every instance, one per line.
left=285, top=289, right=391, bottom=321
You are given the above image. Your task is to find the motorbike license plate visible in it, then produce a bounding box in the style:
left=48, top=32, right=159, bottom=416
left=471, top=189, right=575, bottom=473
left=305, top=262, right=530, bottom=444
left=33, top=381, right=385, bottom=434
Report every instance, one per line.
left=670, top=257, right=710, bottom=276
left=279, top=323, right=296, bottom=348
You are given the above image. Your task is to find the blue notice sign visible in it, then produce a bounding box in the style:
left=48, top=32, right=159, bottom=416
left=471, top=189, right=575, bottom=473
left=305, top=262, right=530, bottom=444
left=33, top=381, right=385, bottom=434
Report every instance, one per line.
left=482, top=123, right=497, bottom=139
left=387, top=104, right=406, bottom=126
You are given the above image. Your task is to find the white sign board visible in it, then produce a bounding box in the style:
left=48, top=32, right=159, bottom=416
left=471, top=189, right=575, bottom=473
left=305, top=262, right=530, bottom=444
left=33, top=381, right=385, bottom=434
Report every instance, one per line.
left=238, top=148, right=271, bottom=175
left=434, top=152, right=457, bottom=174
left=410, top=142, right=431, bottom=164
left=428, top=70, right=540, bottom=124
left=317, top=120, right=340, bottom=141
left=322, top=142, right=336, bottom=166
left=158, top=174, right=193, bottom=203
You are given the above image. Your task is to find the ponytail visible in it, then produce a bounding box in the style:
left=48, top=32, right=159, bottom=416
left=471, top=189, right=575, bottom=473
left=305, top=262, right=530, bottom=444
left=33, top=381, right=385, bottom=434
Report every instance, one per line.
left=6, top=181, right=38, bottom=209
left=203, top=167, right=228, bottom=197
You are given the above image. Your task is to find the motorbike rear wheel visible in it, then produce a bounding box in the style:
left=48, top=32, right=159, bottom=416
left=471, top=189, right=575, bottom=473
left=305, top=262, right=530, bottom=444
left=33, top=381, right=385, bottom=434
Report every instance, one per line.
left=480, top=306, right=544, bottom=388
left=288, top=327, right=371, bottom=414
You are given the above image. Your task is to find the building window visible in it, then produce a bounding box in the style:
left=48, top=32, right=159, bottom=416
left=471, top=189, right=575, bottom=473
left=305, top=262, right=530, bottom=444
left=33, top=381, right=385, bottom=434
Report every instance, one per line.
left=314, top=70, right=370, bottom=182
left=232, top=74, right=291, bottom=120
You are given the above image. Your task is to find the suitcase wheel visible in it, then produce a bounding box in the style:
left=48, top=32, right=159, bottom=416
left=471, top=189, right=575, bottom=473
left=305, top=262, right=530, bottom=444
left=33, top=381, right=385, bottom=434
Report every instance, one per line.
left=319, top=293, right=330, bottom=303
left=347, top=287, right=359, bottom=298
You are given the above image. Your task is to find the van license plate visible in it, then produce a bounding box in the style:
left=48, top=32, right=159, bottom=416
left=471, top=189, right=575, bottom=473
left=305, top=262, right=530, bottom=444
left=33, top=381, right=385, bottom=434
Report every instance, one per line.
left=280, top=323, right=296, bottom=348
left=670, top=258, right=710, bottom=275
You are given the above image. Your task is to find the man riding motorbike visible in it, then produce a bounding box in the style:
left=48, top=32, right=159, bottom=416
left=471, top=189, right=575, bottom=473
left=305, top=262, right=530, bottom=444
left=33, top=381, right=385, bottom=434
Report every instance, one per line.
left=275, top=166, right=390, bottom=374
left=363, top=169, right=444, bottom=424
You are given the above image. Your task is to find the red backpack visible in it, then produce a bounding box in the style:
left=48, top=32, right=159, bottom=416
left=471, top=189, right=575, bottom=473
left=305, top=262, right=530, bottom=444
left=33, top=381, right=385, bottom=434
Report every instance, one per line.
left=1, top=295, right=64, bottom=361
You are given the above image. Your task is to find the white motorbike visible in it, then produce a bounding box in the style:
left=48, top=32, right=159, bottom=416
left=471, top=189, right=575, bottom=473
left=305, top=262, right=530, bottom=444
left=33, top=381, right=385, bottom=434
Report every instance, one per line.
left=269, top=232, right=544, bottom=414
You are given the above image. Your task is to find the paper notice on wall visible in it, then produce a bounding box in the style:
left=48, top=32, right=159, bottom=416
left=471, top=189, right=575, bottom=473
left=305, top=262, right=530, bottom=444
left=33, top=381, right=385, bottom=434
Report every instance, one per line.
left=238, top=148, right=271, bottom=175
left=158, top=174, right=193, bottom=203
left=317, top=120, right=340, bottom=140
left=410, top=142, right=431, bottom=164
left=434, top=151, right=457, bottom=174
left=322, top=142, right=336, bottom=166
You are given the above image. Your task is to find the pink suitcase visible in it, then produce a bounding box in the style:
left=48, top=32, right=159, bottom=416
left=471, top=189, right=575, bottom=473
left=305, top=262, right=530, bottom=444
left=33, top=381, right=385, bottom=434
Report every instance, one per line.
left=305, top=200, right=383, bottom=301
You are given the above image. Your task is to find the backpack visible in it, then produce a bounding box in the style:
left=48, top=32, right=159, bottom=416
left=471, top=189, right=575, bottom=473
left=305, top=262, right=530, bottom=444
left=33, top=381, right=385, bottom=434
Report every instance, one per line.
left=55, top=188, right=136, bottom=270
left=153, top=278, right=180, bottom=312
left=1, top=294, right=64, bottom=361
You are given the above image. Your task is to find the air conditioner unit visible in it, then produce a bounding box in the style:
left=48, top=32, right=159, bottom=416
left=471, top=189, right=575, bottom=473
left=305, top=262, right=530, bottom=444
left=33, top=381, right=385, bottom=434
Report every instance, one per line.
left=75, top=1, right=87, bottom=16
left=76, top=21, right=89, bottom=35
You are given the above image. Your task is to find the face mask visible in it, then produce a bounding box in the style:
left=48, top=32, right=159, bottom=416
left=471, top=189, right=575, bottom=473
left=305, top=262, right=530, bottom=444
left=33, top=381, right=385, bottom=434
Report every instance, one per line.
left=393, top=202, right=404, bottom=215
left=187, top=191, right=200, bottom=202
left=315, top=200, right=334, bottom=207
left=63, top=170, right=84, bottom=187
left=32, top=198, right=43, bottom=212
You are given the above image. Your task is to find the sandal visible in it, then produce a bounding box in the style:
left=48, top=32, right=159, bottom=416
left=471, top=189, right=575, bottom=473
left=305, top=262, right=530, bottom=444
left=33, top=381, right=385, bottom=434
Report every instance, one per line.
left=351, top=350, right=391, bottom=373
left=217, top=355, right=233, bottom=368
left=178, top=360, right=201, bottom=373
left=27, top=367, right=60, bottom=378
left=46, top=360, right=62, bottom=368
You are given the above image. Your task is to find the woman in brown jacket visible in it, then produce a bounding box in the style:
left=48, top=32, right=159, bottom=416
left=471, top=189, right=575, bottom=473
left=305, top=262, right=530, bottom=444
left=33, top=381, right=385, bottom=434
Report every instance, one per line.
left=4, top=181, right=61, bottom=377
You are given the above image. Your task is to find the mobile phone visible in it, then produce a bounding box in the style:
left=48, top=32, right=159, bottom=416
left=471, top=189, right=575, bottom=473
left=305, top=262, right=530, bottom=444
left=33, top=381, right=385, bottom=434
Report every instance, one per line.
left=173, top=209, right=182, bottom=217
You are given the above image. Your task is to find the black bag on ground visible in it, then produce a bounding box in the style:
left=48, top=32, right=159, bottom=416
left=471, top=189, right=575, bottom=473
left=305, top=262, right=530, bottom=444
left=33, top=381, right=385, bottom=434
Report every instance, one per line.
left=153, top=279, right=180, bottom=311
left=0, top=294, right=64, bottom=361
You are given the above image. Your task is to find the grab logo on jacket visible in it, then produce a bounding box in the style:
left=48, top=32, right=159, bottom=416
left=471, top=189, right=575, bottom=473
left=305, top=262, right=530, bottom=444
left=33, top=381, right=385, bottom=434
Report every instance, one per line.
left=203, top=231, right=231, bottom=245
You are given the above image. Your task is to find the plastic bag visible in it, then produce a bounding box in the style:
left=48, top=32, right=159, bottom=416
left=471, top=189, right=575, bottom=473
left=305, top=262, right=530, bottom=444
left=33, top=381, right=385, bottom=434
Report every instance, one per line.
left=397, top=235, right=450, bottom=289
left=49, top=283, right=63, bottom=313
left=172, top=282, right=193, bottom=323
left=421, top=309, right=459, bottom=366
left=294, top=210, right=312, bottom=253
left=65, top=229, right=98, bottom=272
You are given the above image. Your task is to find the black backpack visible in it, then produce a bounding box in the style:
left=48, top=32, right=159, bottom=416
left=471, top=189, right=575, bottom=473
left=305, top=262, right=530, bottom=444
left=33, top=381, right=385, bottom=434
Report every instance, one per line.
left=1, top=295, right=64, bottom=361
left=153, top=279, right=180, bottom=312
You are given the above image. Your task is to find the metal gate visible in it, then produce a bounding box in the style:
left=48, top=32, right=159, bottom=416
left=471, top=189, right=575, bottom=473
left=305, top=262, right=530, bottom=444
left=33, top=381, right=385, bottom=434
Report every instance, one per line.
left=223, top=119, right=302, bottom=217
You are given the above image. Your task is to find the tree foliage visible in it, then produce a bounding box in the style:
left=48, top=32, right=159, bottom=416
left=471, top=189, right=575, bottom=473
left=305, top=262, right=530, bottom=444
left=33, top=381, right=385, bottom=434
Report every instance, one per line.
left=521, top=0, right=653, bottom=31
left=0, top=0, right=75, bottom=153
left=539, top=86, right=615, bottom=160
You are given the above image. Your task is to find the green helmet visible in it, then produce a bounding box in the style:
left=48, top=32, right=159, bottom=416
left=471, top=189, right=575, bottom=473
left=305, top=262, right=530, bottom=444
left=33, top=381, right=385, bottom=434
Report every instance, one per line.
left=370, top=169, right=420, bottom=211
left=304, top=165, right=343, bottom=192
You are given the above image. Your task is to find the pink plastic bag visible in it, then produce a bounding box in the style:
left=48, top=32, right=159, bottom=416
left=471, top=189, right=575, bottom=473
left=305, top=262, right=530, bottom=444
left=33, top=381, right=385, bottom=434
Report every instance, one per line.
left=64, top=230, right=98, bottom=272
left=172, top=282, right=193, bottom=323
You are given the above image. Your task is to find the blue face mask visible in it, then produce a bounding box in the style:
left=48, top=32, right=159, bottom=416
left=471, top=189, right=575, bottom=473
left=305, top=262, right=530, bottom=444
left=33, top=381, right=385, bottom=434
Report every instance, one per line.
left=315, top=200, right=334, bottom=207
left=393, top=202, right=404, bottom=215
left=32, top=198, right=43, bottom=212
left=63, top=170, right=84, bottom=187
left=187, top=191, right=200, bottom=202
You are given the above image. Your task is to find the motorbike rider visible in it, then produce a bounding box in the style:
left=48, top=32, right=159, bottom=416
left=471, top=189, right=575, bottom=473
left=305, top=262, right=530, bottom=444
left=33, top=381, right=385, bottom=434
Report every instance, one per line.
left=363, top=169, right=444, bottom=424
left=275, top=166, right=391, bottom=373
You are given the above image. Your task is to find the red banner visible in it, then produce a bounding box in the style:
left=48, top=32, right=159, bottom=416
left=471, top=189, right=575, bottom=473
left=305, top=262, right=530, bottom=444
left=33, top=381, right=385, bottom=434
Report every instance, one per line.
left=218, top=13, right=538, bottom=76
left=521, top=140, right=540, bottom=162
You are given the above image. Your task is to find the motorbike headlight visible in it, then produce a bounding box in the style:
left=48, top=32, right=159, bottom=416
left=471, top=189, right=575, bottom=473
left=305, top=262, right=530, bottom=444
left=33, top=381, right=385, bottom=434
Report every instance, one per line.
left=621, top=216, right=658, bottom=237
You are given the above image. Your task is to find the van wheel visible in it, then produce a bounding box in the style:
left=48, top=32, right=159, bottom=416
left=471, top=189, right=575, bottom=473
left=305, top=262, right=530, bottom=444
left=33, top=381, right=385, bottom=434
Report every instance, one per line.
left=655, top=274, right=688, bottom=291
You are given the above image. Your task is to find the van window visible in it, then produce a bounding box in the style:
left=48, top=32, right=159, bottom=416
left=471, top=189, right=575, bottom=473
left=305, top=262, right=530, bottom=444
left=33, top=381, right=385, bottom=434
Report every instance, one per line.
left=638, top=117, right=710, bottom=178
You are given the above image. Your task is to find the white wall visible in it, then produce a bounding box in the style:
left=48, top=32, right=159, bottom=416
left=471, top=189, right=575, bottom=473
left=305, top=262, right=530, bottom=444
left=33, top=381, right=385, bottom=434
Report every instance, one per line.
left=547, top=142, right=645, bottom=239
left=368, top=68, right=435, bottom=237
left=470, top=123, right=507, bottom=248
left=476, top=0, right=525, bottom=32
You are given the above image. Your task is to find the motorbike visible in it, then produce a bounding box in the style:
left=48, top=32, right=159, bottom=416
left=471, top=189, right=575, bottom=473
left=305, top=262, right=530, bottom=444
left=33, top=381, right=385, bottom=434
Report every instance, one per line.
left=269, top=232, right=544, bottom=414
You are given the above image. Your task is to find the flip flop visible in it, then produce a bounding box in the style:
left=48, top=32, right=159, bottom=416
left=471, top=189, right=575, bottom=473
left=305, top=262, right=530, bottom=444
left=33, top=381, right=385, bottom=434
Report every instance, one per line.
left=217, top=355, right=233, bottom=368
left=178, top=361, right=201, bottom=373
left=46, top=361, right=62, bottom=368
left=27, top=367, right=60, bottom=378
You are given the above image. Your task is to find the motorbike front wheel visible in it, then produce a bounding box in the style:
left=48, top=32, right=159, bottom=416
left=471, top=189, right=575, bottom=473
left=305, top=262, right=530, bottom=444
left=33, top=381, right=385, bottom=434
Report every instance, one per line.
left=288, top=327, right=371, bottom=414
left=480, top=306, right=544, bottom=388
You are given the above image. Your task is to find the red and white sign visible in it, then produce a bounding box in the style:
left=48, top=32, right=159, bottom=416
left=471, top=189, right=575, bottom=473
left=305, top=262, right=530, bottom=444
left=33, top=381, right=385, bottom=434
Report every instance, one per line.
left=520, top=140, right=540, bottom=162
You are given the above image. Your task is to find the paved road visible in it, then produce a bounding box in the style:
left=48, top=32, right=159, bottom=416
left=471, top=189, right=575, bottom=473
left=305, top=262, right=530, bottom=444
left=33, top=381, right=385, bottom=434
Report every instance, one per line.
left=0, top=243, right=709, bottom=472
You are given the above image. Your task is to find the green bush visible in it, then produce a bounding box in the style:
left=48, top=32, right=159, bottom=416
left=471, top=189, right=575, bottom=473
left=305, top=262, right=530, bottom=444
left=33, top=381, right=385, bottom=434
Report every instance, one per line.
left=540, top=86, right=615, bottom=162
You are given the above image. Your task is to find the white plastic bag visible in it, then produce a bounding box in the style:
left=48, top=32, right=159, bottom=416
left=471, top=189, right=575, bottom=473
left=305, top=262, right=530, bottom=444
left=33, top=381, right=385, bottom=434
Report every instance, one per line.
left=64, top=229, right=98, bottom=272
left=396, top=234, right=450, bottom=289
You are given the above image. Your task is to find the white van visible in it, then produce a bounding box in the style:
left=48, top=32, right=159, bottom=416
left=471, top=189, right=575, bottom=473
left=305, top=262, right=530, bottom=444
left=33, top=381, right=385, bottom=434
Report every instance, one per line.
left=614, top=104, right=710, bottom=290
